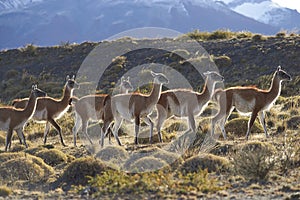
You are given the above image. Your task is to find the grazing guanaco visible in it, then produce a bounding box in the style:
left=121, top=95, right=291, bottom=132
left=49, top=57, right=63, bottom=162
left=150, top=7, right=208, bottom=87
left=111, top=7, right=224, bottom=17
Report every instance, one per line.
left=156, top=71, right=224, bottom=142
left=12, top=75, right=79, bottom=146
left=72, top=77, right=133, bottom=146
left=211, top=66, right=291, bottom=140
left=0, top=85, right=46, bottom=151
left=108, top=71, right=169, bottom=146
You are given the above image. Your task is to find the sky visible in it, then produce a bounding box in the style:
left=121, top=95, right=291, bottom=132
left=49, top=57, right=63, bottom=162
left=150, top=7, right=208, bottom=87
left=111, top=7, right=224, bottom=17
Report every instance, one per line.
left=272, top=0, right=300, bottom=12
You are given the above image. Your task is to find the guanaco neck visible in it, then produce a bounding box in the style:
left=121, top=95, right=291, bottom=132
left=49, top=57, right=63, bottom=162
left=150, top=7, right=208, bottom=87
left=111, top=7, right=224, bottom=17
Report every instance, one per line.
left=120, top=86, right=128, bottom=94
left=197, top=77, right=216, bottom=103
left=20, top=91, right=38, bottom=120
left=60, top=84, right=73, bottom=107
left=266, top=72, right=281, bottom=103
left=146, top=83, right=162, bottom=106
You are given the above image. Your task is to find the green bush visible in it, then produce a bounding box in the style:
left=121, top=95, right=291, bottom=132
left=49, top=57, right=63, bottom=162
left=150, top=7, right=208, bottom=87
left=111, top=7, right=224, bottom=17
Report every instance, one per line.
left=88, top=168, right=221, bottom=197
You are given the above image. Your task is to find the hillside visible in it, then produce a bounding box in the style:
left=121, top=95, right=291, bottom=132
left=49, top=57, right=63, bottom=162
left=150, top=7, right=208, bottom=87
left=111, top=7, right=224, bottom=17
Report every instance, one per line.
left=0, top=31, right=299, bottom=103
left=0, top=31, right=299, bottom=199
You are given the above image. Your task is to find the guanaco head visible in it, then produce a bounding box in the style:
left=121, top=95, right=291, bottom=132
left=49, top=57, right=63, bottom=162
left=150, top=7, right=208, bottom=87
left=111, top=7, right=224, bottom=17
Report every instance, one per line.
left=150, top=71, right=169, bottom=84
left=203, top=71, right=224, bottom=82
left=31, top=84, right=47, bottom=98
left=120, top=76, right=133, bottom=92
left=276, top=66, right=292, bottom=81
left=66, top=75, right=80, bottom=90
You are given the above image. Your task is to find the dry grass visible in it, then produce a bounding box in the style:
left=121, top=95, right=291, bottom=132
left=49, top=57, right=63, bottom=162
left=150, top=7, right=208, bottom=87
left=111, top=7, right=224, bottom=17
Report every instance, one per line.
left=60, top=156, right=107, bottom=186
left=0, top=153, right=54, bottom=183
left=0, top=186, right=12, bottom=197
left=179, top=153, right=231, bottom=174
left=36, top=149, right=68, bottom=167
left=225, top=117, right=263, bottom=137
left=232, top=141, right=276, bottom=181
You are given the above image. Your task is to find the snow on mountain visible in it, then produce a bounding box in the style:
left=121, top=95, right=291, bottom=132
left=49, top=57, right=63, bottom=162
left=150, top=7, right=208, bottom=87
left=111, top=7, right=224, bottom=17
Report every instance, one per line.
left=223, top=0, right=300, bottom=29
left=0, top=0, right=279, bottom=49
left=0, top=0, right=42, bottom=11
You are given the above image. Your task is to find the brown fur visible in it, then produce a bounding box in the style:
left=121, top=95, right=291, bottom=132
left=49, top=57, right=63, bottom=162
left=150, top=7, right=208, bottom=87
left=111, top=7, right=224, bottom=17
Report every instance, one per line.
left=0, top=86, right=46, bottom=151
left=212, top=66, right=291, bottom=139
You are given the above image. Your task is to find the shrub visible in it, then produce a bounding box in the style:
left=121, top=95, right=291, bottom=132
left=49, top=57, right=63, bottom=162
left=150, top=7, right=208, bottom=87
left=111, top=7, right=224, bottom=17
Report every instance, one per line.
left=61, top=157, right=107, bottom=186
left=88, top=169, right=222, bottom=197
left=95, top=146, right=129, bottom=167
left=130, top=157, right=169, bottom=173
left=0, top=134, right=5, bottom=145
left=225, top=117, right=263, bottom=137
left=20, top=43, right=38, bottom=56
left=208, top=30, right=234, bottom=40
left=36, top=149, right=68, bottom=166
left=0, top=152, right=23, bottom=163
left=0, top=186, right=12, bottom=197
left=252, top=34, right=266, bottom=41
left=276, top=31, right=286, bottom=38
left=213, top=55, right=232, bottom=68
left=171, top=49, right=190, bottom=59
left=164, top=121, right=188, bottom=133
left=201, top=104, right=218, bottom=117
left=179, top=153, right=231, bottom=174
left=236, top=31, right=253, bottom=39
left=0, top=153, right=54, bottom=183
left=5, top=69, right=19, bottom=79
left=286, top=116, right=300, bottom=130
left=278, top=133, right=300, bottom=174
left=123, top=147, right=164, bottom=170
left=184, top=30, right=210, bottom=41
left=233, top=141, right=276, bottom=181
left=152, top=149, right=183, bottom=169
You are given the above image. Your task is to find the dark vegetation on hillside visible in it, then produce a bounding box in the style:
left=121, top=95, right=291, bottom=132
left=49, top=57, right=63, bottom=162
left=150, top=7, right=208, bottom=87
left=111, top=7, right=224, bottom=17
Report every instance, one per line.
left=0, top=31, right=299, bottom=102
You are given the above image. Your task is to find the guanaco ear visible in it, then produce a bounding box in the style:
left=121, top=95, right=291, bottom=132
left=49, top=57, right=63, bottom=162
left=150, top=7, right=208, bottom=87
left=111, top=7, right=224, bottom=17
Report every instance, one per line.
left=72, top=75, right=75, bottom=79
left=277, top=66, right=281, bottom=71
left=203, top=71, right=211, bottom=76
left=127, top=76, right=130, bottom=81
left=121, top=76, right=124, bottom=82
left=150, top=71, right=158, bottom=77
left=66, top=75, right=70, bottom=80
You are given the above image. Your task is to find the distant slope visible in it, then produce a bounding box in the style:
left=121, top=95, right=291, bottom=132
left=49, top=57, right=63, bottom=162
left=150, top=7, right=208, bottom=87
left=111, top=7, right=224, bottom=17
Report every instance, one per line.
left=0, top=33, right=299, bottom=102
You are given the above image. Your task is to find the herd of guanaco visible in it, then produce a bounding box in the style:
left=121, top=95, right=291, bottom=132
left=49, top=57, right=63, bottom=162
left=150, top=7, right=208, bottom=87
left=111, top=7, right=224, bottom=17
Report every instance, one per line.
left=0, top=66, right=291, bottom=151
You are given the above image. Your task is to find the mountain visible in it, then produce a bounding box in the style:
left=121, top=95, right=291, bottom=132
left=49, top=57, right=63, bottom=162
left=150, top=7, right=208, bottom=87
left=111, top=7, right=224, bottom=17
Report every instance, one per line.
left=0, top=0, right=280, bottom=49
left=0, top=0, right=42, bottom=11
left=224, top=0, right=300, bottom=30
